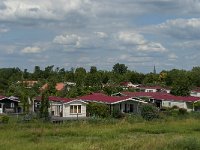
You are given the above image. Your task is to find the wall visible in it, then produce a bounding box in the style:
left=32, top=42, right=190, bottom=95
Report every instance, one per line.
left=162, top=100, right=188, bottom=110
left=63, top=101, right=87, bottom=118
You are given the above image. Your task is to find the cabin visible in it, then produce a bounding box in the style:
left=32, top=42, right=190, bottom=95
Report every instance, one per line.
left=34, top=96, right=87, bottom=118
left=78, top=93, right=147, bottom=114
left=0, top=96, right=20, bottom=114
left=137, top=86, right=171, bottom=93
left=121, top=92, right=200, bottom=111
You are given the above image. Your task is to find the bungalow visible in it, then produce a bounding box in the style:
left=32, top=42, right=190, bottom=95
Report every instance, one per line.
left=190, top=88, right=200, bottom=97
left=35, top=93, right=147, bottom=118
left=0, top=96, right=20, bottom=114
left=121, top=92, right=200, bottom=111
left=78, top=93, right=147, bottom=114
left=34, top=96, right=87, bottom=118
left=120, top=82, right=139, bottom=89
left=137, top=86, right=171, bottom=93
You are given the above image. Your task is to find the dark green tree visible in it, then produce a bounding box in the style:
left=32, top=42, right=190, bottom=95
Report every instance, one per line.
left=112, top=63, right=128, bottom=74
left=170, top=75, right=191, bottom=96
left=39, top=91, right=50, bottom=119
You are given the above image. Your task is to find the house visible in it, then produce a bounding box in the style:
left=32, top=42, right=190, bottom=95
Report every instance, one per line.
left=78, top=93, right=147, bottom=114
left=190, top=88, right=200, bottom=97
left=0, top=96, right=20, bottom=113
left=35, top=92, right=148, bottom=118
left=137, top=86, right=171, bottom=93
left=40, top=82, right=76, bottom=92
left=120, top=82, right=139, bottom=89
left=121, top=92, right=200, bottom=111
left=34, top=96, right=87, bottom=118
left=17, top=80, right=38, bottom=88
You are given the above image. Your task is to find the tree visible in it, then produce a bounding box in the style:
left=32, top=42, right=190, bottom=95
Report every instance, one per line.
left=112, top=63, right=128, bottom=74
left=170, top=75, right=191, bottom=96
left=75, top=67, right=86, bottom=87
left=90, top=66, right=97, bottom=74
left=39, top=91, right=50, bottom=119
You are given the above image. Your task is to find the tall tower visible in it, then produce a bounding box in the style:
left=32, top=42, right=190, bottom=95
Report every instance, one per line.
left=153, top=65, right=156, bottom=74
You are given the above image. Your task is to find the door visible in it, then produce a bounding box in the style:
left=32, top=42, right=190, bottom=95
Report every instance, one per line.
left=130, top=104, right=133, bottom=113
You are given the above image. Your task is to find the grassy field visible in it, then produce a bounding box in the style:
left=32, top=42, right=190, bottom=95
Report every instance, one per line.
left=0, top=116, right=200, bottom=150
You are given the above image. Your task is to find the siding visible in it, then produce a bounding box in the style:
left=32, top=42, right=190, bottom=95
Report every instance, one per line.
left=162, top=100, right=187, bottom=109
left=63, top=101, right=87, bottom=118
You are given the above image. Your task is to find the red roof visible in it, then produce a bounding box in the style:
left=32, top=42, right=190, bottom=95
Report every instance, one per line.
left=138, top=86, right=162, bottom=89
left=122, top=92, right=200, bottom=102
left=0, top=96, right=6, bottom=100
left=36, top=96, right=71, bottom=103
left=40, top=83, right=65, bottom=91
left=78, top=93, right=131, bottom=104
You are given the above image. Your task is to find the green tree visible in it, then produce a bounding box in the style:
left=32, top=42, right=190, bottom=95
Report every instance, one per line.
left=112, top=63, right=128, bottom=74
left=170, top=75, right=191, bottom=96
left=40, top=91, right=50, bottom=119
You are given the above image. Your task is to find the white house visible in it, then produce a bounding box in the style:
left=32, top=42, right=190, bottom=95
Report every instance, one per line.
left=121, top=92, right=200, bottom=112
left=63, top=100, right=87, bottom=118
left=78, top=93, right=147, bottom=114
left=190, top=89, right=200, bottom=97
left=35, top=96, right=87, bottom=118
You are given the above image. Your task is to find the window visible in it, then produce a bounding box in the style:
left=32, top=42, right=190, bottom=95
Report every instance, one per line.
left=70, top=105, right=81, bottom=114
left=10, top=103, right=15, bottom=108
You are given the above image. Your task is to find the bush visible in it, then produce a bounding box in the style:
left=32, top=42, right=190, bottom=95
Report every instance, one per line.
left=141, top=104, right=159, bottom=121
left=178, top=108, right=187, bottom=115
left=87, top=102, right=110, bottom=118
left=112, top=109, right=125, bottom=119
left=0, top=115, right=9, bottom=123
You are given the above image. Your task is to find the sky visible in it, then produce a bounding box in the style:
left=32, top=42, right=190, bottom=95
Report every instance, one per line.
left=0, top=0, right=200, bottom=73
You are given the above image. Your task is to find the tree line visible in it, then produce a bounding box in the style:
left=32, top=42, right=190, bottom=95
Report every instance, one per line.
left=0, top=64, right=200, bottom=102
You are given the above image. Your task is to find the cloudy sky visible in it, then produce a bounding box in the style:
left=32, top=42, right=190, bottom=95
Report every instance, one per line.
left=0, top=0, right=200, bottom=73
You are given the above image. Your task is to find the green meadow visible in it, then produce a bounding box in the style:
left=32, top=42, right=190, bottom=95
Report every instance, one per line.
left=1, top=116, right=200, bottom=150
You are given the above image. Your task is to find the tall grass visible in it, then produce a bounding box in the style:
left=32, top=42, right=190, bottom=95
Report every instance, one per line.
left=0, top=115, right=200, bottom=150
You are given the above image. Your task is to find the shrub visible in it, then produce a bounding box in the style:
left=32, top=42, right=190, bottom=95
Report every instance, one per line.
left=172, top=105, right=179, bottom=109
left=141, top=104, right=159, bottom=121
left=87, top=102, right=110, bottom=118
left=0, top=115, right=9, bottom=123
left=112, top=109, right=125, bottom=119
left=178, top=108, right=187, bottom=115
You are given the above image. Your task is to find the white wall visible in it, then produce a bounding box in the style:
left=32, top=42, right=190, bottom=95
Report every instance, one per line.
left=190, top=91, right=200, bottom=97
left=145, top=89, right=157, bottom=92
left=49, top=102, right=62, bottom=116
left=162, top=100, right=190, bottom=110
left=63, top=101, right=87, bottom=118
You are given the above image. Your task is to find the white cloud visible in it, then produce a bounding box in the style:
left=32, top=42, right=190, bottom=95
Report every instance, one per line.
left=156, top=18, right=200, bottom=40
left=137, top=42, right=167, bottom=52
left=0, top=0, right=91, bottom=22
left=119, top=54, right=152, bottom=63
left=53, top=34, right=81, bottom=46
left=0, top=27, right=9, bottom=33
left=21, top=46, right=42, bottom=54
left=117, top=32, right=146, bottom=45
left=94, top=32, right=108, bottom=38
left=168, top=53, right=178, bottom=60
left=117, top=31, right=167, bottom=52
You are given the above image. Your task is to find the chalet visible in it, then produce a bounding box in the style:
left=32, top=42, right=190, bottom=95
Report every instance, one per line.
left=35, top=93, right=147, bottom=118
left=137, top=86, right=171, bottom=93
left=40, top=82, right=76, bottom=92
left=190, top=88, right=200, bottom=97
left=0, top=96, right=20, bottom=113
left=34, top=96, right=87, bottom=118
left=17, top=80, right=38, bottom=88
left=120, top=92, right=200, bottom=111
left=120, top=82, right=139, bottom=89
left=77, top=93, right=147, bottom=114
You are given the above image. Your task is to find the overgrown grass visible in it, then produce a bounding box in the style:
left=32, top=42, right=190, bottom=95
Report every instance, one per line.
left=0, top=115, right=200, bottom=150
